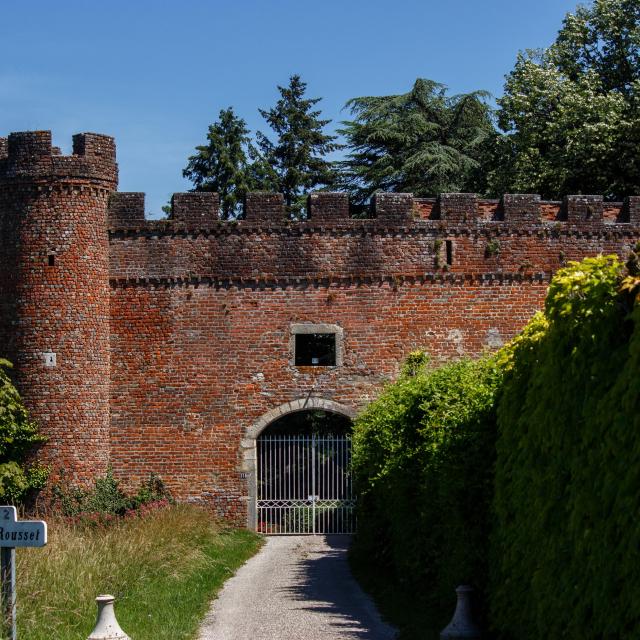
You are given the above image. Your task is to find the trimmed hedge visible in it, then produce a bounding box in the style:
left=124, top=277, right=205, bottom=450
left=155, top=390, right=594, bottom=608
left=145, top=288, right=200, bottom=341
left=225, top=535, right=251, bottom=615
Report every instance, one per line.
left=491, top=255, right=640, bottom=639
left=352, top=254, right=640, bottom=639
left=351, top=352, right=502, bottom=637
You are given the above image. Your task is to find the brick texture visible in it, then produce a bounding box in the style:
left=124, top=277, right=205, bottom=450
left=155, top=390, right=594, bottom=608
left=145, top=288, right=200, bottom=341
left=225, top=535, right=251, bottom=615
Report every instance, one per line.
left=2, top=130, right=640, bottom=523
left=0, top=131, right=117, bottom=485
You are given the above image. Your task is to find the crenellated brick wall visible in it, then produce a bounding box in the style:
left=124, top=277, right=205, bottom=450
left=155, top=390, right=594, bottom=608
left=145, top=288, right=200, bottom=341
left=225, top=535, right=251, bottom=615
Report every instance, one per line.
left=2, top=130, right=639, bottom=523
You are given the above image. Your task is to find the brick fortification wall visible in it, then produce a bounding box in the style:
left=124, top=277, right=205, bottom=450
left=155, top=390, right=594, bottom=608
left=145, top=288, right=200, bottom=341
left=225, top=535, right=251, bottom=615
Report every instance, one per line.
left=2, top=131, right=640, bottom=522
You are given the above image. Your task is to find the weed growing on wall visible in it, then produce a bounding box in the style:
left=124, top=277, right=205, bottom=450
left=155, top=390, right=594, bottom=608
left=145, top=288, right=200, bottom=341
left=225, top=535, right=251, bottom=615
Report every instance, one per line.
left=52, top=470, right=173, bottom=523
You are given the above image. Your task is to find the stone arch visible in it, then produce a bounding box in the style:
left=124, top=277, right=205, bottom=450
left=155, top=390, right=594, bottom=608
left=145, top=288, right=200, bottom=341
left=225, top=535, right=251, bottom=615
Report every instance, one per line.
left=242, top=398, right=357, bottom=529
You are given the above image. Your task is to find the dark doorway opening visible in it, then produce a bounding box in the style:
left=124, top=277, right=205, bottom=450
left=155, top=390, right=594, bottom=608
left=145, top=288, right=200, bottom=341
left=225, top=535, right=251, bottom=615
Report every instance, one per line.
left=262, top=409, right=351, bottom=436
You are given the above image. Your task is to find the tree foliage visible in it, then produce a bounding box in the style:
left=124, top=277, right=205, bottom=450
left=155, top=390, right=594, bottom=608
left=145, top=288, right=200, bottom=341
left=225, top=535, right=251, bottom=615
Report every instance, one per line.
left=0, top=359, right=47, bottom=503
left=553, top=0, right=640, bottom=94
left=491, top=0, right=640, bottom=199
left=254, top=74, right=340, bottom=217
left=183, top=107, right=254, bottom=219
left=183, top=77, right=339, bottom=219
left=338, top=78, right=495, bottom=203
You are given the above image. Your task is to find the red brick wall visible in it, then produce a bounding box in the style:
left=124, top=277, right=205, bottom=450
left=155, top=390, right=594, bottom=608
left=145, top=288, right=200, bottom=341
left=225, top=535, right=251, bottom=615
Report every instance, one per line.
left=2, top=130, right=640, bottom=524
left=105, top=191, right=639, bottom=522
left=108, top=221, right=639, bottom=281
left=109, top=278, right=547, bottom=521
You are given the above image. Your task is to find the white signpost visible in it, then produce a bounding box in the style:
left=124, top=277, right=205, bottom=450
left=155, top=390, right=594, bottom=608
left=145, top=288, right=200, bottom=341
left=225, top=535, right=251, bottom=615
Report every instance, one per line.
left=0, top=506, right=47, bottom=640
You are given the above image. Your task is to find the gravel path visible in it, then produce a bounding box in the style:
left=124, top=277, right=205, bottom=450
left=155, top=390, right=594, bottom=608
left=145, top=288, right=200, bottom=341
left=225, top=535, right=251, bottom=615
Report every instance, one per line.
left=197, top=535, right=397, bottom=640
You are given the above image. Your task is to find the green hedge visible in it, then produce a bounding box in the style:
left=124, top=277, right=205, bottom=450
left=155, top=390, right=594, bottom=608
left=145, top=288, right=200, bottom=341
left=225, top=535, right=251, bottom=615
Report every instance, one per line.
left=491, top=255, right=640, bottom=639
left=351, top=352, right=502, bottom=638
left=352, top=254, right=640, bottom=639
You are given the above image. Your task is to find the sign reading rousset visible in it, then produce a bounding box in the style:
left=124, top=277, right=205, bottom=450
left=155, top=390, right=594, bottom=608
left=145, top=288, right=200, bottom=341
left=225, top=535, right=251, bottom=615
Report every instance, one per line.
left=0, top=506, right=47, bottom=640
left=0, top=506, right=47, bottom=547
left=0, top=507, right=46, bottom=547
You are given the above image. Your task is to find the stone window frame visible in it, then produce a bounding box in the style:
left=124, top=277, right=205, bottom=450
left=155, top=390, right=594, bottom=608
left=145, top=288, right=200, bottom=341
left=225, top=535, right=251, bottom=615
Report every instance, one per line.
left=289, top=323, right=344, bottom=368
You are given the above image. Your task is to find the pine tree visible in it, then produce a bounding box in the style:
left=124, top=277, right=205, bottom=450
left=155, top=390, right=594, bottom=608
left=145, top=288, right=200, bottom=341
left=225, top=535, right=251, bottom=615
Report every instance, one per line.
left=338, top=79, right=494, bottom=204
left=255, top=75, right=340, bottom=218
left=183, top=107, right=254, bottom=219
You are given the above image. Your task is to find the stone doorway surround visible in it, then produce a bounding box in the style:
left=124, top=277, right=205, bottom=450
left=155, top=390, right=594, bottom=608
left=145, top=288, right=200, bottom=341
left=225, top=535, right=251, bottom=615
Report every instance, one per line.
left=242, top=398, right=357, bottom=530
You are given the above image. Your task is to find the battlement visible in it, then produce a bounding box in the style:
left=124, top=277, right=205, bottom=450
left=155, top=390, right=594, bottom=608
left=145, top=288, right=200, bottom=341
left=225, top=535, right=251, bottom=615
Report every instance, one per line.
left=108, top=189, right=640, bottom=230
left=0, top=130, right=117, bottom=186
left=108, top=192, right=146, bottom=226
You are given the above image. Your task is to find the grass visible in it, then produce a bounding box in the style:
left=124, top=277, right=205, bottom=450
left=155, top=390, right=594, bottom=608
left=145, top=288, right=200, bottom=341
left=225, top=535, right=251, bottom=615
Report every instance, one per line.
left=15, top=504, right=263, bottom=639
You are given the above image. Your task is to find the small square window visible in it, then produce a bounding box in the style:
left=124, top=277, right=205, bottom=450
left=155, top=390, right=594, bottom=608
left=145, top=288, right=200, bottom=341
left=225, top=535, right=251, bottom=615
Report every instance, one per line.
left=295, top=333, right=336, bottom=366
left=290, top=323, right=343, bottom=368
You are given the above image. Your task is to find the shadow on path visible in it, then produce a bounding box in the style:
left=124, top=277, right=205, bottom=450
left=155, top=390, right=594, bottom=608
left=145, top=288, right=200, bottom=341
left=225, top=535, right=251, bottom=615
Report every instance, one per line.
left=276, top=536, right=396, bottom=639
left=197, top=535, right=396, bottom=640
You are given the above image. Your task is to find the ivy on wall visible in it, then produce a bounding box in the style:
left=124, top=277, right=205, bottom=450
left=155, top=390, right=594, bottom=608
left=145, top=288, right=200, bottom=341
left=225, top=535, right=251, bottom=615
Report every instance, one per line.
left=492, top=254, right=640, bottom=639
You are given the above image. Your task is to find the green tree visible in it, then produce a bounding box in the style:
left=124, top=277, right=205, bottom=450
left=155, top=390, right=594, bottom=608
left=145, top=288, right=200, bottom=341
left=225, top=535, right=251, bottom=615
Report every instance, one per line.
left=0, top=359, right=47, bottom=503
left=183, top=107, right=254, bottom=219
left=254, top=75, right=340, bottom=218
left=338, top=78, right=495, bottom=204
left=491, top=0, right=640, bottom=199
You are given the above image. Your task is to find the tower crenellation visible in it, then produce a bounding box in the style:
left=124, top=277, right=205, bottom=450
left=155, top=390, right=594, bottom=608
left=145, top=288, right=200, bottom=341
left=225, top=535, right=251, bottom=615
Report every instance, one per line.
left=0, top=130, right=117, bottom=185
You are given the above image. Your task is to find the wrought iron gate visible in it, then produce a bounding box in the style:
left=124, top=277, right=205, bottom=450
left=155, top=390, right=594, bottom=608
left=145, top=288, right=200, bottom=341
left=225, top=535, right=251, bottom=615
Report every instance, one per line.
left=256, top=434, right=355, bottom=534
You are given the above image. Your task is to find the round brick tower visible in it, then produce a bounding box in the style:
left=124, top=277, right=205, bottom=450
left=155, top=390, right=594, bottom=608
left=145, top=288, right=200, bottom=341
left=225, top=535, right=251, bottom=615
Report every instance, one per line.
left=0, top=131, right=117, bottom=485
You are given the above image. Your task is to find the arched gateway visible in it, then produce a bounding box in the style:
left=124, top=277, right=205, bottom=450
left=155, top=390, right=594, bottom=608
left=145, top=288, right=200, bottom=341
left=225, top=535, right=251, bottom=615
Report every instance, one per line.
left=243, top=399, right=357, bottom=533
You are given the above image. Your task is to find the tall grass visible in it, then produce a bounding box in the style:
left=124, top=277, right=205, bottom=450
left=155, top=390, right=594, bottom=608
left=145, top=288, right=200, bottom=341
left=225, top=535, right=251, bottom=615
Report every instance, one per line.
left=16, top=505, right=262, bottom=639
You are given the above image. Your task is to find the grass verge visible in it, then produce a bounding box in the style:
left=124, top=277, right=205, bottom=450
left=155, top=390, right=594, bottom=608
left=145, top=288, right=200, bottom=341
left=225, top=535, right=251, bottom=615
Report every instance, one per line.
left=16, top=504, right=262, bottom=639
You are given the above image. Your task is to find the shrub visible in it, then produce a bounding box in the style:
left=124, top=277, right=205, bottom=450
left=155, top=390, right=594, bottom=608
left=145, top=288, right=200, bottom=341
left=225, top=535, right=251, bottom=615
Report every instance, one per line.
left=351, top=352, right=502, bottom=637
left=0, top=359, right=48, bottom=503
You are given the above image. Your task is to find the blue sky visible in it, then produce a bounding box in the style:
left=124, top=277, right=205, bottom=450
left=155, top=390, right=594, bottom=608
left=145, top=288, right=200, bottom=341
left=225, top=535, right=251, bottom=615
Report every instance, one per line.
left=2, top=0, right=580, bottom=216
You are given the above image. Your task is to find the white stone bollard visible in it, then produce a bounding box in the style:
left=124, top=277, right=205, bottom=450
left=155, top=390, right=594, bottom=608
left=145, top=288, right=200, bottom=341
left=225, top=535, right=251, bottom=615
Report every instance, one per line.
left=87, top=594, right=131, bottom=640
left=440, top=585, right=482, bottom=639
